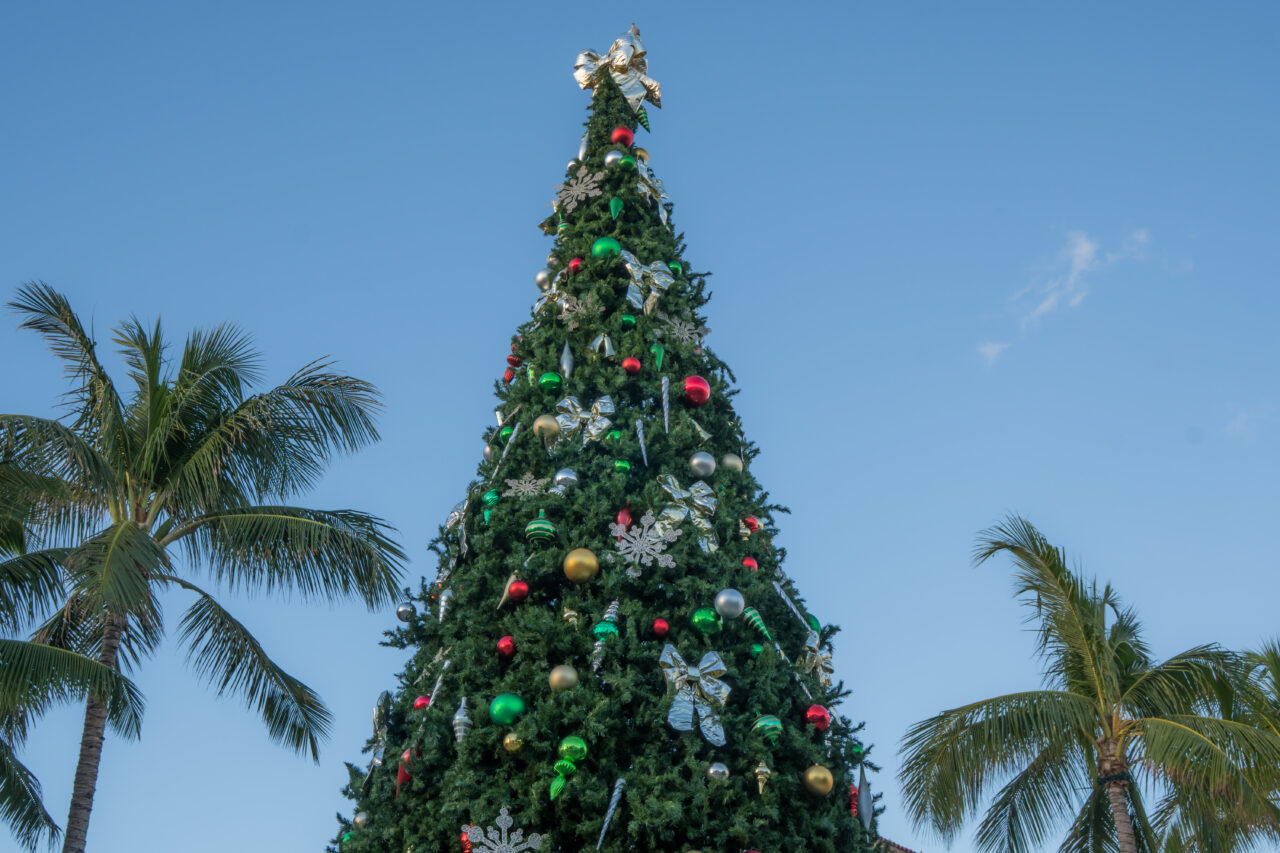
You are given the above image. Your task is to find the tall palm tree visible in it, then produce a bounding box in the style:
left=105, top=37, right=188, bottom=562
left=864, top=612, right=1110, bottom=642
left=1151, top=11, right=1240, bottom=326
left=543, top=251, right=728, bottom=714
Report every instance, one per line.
left=1, top=282, right=405, bottom=853
left=899, top=515, right=1280, bottom=853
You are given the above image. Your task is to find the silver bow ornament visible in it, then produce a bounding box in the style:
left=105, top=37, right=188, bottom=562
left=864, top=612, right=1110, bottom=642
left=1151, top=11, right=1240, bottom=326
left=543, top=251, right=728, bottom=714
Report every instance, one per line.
left=572, top=25, right=662, bottom=114
left=620, top=250, right=675, bottom=315
left=637, top=161, right=671, bottom=228
left=659, top=644, right=730, bottom=747
left=800, top=630, right=835, bottom=689
left=655, top=474, right=718, bottom=552
left=556, top=395, right=616, bottom=446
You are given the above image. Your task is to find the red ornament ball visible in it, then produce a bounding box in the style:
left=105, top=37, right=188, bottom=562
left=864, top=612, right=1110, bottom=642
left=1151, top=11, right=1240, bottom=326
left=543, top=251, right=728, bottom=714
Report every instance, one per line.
left=652, top=618, right=670, bottom=638
left=506, top=354, right=522, bottom=368
left=507, top=579, right=530, bottom=601
left=622, top=357, right=642, bottom=375
left=502, top=368, right=515, bottom=384
left=743, top=515, right=761, bottom=533
left=805, top=704, right=831, bottom=732
left=611, top=126, right=635, bottom=147
left=742, top=556, right=759, bottom=571
left=401, top=748, right=415, bottom=763
left=497, top=635, right=516, bottom=658
left=413, top=695, right=430, bottom=711
left=616, top=504, right=633, bottom=529
left=682, top=375, right=711, bottom=406
left=568, top=257, right=583, bottom=273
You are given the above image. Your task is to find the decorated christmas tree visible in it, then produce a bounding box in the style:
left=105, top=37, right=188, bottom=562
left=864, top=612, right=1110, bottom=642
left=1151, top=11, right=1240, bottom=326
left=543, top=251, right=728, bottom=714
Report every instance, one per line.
left=334, top=26, right=879, bottom=852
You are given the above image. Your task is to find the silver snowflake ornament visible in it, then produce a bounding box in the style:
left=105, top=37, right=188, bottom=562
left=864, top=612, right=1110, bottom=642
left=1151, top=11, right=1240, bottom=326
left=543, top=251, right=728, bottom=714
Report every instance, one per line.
left=610, top=509, right=681, bottom=578
left=503, top=473, right=547, bottom=498
left=463, top=806, right=544, bottom=853
left=654, top=310, right=709, bottom=345
left=552, top=166, right=603, bottom=213
left=558, top=291, right=602, bottom=330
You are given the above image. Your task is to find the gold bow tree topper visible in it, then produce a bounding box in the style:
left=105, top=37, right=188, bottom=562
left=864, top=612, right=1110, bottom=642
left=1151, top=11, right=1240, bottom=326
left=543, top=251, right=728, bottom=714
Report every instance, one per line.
left=659, top=644, right=731, bottom=747
left=573, top=24, right=662, bottom=114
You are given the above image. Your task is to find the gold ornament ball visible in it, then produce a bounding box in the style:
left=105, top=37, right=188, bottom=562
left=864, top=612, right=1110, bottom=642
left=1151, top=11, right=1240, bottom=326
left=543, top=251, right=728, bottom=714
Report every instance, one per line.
left=549, top=664, right=579, bottom=690
left=533, top=414, right=561, bottom=440
left=502, top=732, right=524, bottom=753
left=803, top=764, right=834, bottom=796
left=563, top=547, right=599, bottom=583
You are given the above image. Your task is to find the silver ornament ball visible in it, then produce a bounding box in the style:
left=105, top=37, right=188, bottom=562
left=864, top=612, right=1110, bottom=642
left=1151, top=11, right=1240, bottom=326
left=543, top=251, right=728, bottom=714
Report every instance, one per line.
left=707, top=762, right=730, bottom=781
left=553, top=468, right=579, bottom=488
left=395, top=602, right=416, bottom=622
left=604, top=150, right=623, bottom=167
left=689, top=451, right=716, bottom=478
left=714, top=588, right=746, bottom=619
left=721, top=453, right=744, bottom=472
left=547, top=253, right=559, bottom=267
left=535, top=268, right=553, bottom=292
left=483, top=443, right=494, bottom=462
left=353, top=811, right=369, bottom=829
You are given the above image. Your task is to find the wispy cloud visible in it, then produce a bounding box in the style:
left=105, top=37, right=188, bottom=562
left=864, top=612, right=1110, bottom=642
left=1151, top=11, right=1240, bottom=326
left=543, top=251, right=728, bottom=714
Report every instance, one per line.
left=1226, top=407, right=1271, bottom=437
left=979, top=228, right=1152, bottom=365
left=977, top=341, right=1010, bottom=365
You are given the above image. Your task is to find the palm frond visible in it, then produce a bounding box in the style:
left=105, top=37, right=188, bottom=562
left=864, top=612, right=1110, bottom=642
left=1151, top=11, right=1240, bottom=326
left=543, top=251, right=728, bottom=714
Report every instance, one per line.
left=159, top=362, right=382, bottom=509
left=163, top=506, right=404, bottom=608
left=0, top=737, right=59, bottom=852
left=115, top=315, right=172, bottom=490
left=64, top=522, right=162, bottom=616
left=7, top=283, right=128, bottom=471
left=0, top=548, right=68, bottom=635
left=900, top=689, right=1098, bottom=842
left=0, top=639, right=144, bottom=742
left=974, top=515, right=1115, bottom=708
left=1120, top=645, right=1238, bottom=720
left=1135, top=716, right=1280, bottom=824
left=973, top=738, right=1092, bottom=853
left=0, top=415, right=115, bottom=502
left=162, top=576, right=331, bottom=760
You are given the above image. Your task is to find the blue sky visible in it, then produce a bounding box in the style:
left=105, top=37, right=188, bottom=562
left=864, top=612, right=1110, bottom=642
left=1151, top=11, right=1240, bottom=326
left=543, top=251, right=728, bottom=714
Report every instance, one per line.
left=3, top=3, right=1278, bottom=851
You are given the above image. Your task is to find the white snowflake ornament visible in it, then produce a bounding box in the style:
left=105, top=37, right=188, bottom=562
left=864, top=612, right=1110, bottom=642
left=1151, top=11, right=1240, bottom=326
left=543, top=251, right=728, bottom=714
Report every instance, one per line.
left=502, top=473, right=547, bottom=498
left=610, top=509, right=682, bottom=578
left=463, top=806, right=544, bottom=852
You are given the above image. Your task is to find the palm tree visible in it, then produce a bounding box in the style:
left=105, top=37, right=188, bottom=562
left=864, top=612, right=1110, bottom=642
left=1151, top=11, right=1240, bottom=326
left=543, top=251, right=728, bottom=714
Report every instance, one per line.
left=1, top=282, right=405, bottom=853
left=899, top=515, right=1280, bottom=853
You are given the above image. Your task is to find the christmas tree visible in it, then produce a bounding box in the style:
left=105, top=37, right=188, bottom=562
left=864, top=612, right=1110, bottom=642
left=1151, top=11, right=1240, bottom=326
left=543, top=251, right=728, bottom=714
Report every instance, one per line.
left=335, top=26, right=878, bottom=852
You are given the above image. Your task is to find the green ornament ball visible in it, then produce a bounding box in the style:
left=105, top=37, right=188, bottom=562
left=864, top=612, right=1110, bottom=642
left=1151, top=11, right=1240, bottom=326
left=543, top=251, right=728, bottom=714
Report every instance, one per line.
left=806, top=613, right=822, bottom=632
left=669, top=260, right=683, bottom=276
left=619, top=155, right=636, bottom=170
left=341, top=831, right=353, bottom=844
left=499, top=426, right=514, bottom=442
left=691, top=607, right=723, bottom=634
left=524, top=509, right=556, bottom=547
left=591, top=620, right=619, bottom=640
left=620, top=313, right=637, bottom=328
left=489, top=693, right=526, bottom=726
left=613, top=459, right=632, bottom=473
left=538, top=371, right=562, bottom=391
left=591, top=237, right=621, bottom=258
left=482, top=489, right=501, bottom=507
left=606, top=429, right=623, bottom=442
left=752, top=714, right=783, bottom=745
left=558, top=735, right=588, bottom=762
left=749, top=642, right=765, bottom=658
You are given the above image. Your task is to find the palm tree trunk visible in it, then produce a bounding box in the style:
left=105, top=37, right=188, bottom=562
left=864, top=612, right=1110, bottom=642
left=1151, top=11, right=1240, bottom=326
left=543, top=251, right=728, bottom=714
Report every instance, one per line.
left=61, top=613, right=124, bottom=853
left=1104, top=780, right=1137, bottom=853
